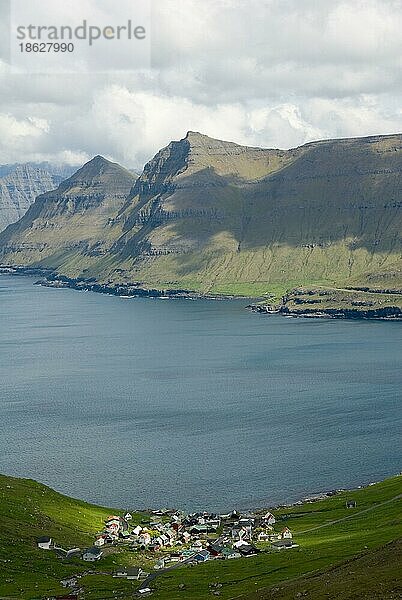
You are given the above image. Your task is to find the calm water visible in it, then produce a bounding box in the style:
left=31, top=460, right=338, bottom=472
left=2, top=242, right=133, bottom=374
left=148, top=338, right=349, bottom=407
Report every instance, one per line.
left=0, top=275, right=401, bottom=511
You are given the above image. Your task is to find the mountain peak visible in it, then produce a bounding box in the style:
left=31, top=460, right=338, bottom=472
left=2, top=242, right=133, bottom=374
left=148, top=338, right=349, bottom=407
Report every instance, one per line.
left=60, top=156, right=135, bottom=192
left=184, top=131, right=216, bottom=144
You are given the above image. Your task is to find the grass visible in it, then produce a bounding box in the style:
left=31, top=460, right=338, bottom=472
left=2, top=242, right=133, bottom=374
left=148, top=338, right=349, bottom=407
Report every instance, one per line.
left=0, top=474, right=152, bottom=599
left=243, top=538, right=402, bottom=599
left=1, top=473, right=400, bottom=599
left=149, top=476, right=402, bottom=599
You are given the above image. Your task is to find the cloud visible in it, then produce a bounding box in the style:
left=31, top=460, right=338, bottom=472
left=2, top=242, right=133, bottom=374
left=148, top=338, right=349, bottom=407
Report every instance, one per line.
left=0, top=0, right=401, bottom=168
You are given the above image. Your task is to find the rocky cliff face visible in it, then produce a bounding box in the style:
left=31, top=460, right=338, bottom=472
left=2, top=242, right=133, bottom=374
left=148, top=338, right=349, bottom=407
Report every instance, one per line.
left=0, top=156, right=136, bottom=274
left=0, top=163, right=75, bottom=232
left=110, top=131, right=402, bottom=293
left=0, top=132, right=401, bottom=296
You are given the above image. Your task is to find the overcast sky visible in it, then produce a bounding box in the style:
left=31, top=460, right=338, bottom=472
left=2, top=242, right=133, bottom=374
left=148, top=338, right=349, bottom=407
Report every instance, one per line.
left=0, top=0, right=401, bottom=168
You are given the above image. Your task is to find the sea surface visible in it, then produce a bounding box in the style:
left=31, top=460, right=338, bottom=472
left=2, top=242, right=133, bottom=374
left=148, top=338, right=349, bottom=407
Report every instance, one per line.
left=0, top=275, right=401, bottom=511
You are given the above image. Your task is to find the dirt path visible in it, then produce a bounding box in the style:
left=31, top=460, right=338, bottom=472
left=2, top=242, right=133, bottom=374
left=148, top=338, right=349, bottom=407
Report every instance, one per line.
left=298, top=493, right=402, bottom=535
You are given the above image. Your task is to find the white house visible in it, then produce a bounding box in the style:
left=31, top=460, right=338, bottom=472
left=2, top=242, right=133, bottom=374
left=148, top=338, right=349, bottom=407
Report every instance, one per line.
left=124, top=512, right=133, bottom=521
left=37, top=536, right=52, bottom=550
left=132, top=525, right=143, bottom=536
left=94, top=536, right=105, bottom=547
left=281, top=527, right=293, bottom=539
left=263, top=512, right=276, bottom=525
left=82, top=547, right=103, bottom=561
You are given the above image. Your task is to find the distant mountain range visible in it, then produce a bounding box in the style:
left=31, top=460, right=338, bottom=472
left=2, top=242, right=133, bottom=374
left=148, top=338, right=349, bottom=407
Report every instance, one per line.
left=0, top=132, right=401, bottom=298
left=0, top=163, right=76, bottom=232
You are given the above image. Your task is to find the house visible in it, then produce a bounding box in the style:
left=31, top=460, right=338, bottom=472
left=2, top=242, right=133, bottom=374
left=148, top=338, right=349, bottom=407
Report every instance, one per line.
left=105, top=520, right=120, bottom=535
left=272, top=539, right=299, bottom=549
left=207, top=543, right=224, bottom=557
left=221, top=547, right=241, bottom=559
left=137, top=588, right=153, bottom=596
left=114, top=567, right=147, bottom=580
left=124, top=512, right=133, bottom=521
left=82, top=547, right=103, bottom=561
left=94, top=536, right=105, bottom=547
left=104, top=535, right=115, bottom=544
left=231, top=526, right=250, bottom=541
left=181, top=531, right=191, bottom=543
left=132, top=525, right=143, bottom=536
left=193, top=549, right=210, bottom=562
left=346, top=500, right=357, bottom=508
left=37, top=536, right=52, bottom=549
left=262, top=512, right=276, bottom=525
left=257, top=532, right=271, bottom=541
left=281, top=527, right=293, bottom=539
left=236, top=543, right=259, bottom=556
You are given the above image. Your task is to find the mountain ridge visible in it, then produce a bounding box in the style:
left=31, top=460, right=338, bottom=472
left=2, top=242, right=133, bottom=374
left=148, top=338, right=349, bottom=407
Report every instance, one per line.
left=0, top=131, right=401, bottom=298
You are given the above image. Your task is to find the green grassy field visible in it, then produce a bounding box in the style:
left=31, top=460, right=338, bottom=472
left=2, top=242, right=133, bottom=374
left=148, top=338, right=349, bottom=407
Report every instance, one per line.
left=0, top=474, right=153, bottom=599
left=0, top=474, right=401, bottom=599
left=150, top=476, right=402, bottom=600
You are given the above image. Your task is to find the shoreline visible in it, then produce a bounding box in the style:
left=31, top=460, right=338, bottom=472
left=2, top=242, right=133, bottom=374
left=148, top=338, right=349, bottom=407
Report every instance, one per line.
left=1, top=265, right=402, bottom=320
left=0, top=265, right=238, bottom=301
left=3, top=467, right=397, bottom=515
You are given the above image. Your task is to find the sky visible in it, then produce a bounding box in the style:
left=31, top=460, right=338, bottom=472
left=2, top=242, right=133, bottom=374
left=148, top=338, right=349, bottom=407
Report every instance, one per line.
left=0, top=0, right=401, bottom=169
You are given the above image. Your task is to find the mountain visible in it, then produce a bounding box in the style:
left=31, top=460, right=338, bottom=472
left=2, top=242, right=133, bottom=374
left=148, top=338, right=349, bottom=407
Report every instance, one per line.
left=0, top=132, right=401, bottom=297
left=0, top=163, right=76, bottom=232
left=0, top=156, right=136, bottom=274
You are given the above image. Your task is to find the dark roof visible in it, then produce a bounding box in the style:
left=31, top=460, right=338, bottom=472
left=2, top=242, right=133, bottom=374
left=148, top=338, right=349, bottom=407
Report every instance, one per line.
left=272, top=539, right=293, bottom=547
left=37, top=536, right=51, bottom=543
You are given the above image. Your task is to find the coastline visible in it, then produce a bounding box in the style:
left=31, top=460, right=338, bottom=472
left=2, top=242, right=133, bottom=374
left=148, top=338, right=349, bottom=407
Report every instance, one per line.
left=247, top=302, right=402, bottom=321
left=2, top=264, right=402, bottom=320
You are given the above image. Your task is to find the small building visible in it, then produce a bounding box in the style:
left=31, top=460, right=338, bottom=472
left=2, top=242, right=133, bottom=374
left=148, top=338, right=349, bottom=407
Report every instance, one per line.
left=124, top=512, right=133, bottom=521
left=181, top=531, right=191, bottom=543
left=193, top=549, right=210, bottom=562
left=263, top=512, right=276, bottom=525
left=272, top=539, right=299, bottom=550
left=114, top=567, right=146, bottom=580
left=82, top=547, right=103, bottom=561
left=237, top=543, right=259, bottom=556
left=257, top=532, right=270, bottom=541
left=221, top=547, right=241, bottom=559
left=132, top=525, right=143, bottom=536
left=37, top=536, right=52, bottom=550
left=346, top=500, right=357, bottom=509
left=94, top=536, right=105, bottom=547
left=281, top=527, right=293, bottom=539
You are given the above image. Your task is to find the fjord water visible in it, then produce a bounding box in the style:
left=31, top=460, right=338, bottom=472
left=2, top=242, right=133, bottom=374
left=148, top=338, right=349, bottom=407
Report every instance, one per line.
left=1, top=275, right=401, bottom=511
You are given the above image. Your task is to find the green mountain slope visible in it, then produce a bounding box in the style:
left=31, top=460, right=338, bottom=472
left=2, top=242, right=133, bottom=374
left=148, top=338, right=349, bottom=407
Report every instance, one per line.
left=0, top=132, right=401, bottom=297
left=0, top=473, right=400, bottom=599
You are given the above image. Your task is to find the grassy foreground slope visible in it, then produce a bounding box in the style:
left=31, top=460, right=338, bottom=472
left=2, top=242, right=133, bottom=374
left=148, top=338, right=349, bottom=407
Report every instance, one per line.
left=0, top=473, right=401, bottom=599
left=244, top=539, right=402, bottom=600
left=0, top=474, right=152, bottom=599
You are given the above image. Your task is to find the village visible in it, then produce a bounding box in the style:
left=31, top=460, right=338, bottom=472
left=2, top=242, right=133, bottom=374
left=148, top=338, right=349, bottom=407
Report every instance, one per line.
left=37, top=506, right=300, bottom=597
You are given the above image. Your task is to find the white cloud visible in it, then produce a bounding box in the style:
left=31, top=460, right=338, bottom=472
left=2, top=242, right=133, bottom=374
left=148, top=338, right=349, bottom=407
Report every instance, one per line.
left=0, top=0, right=401, bottom=168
